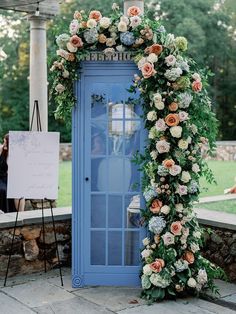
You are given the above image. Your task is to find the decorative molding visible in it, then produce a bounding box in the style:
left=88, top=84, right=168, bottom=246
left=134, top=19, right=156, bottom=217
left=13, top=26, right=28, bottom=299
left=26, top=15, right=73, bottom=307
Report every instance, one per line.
left=72, top=275, right=84, bottom=288
left=84, top=52, right=134, bottom=62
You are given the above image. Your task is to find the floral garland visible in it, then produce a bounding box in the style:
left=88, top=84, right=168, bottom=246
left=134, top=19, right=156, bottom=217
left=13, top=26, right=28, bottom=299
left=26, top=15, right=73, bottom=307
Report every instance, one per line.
left=51, top=3, right=224, bottom=301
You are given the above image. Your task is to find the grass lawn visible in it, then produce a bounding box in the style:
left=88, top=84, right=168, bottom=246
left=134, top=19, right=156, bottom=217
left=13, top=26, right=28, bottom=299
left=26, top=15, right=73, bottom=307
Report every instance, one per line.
left=57, top=160, right=236, bottom=212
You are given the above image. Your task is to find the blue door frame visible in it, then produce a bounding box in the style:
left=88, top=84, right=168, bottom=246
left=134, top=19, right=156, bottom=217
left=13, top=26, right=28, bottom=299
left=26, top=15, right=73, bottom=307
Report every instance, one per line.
left=72, top=61, right=146, bottom=287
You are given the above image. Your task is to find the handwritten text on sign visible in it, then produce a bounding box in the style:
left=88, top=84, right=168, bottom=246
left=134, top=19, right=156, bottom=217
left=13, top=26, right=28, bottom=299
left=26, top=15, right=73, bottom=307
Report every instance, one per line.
left=7, top=131, right=60, bottom=199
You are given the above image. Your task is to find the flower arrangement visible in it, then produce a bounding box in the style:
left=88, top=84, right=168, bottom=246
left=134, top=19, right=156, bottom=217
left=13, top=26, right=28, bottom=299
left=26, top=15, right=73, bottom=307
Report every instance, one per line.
left=51, top=3, right=224, bottom=301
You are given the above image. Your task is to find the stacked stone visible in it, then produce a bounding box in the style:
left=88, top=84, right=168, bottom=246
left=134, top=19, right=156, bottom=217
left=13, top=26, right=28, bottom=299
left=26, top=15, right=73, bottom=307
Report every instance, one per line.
left=0, top=222, right=71, bottom=277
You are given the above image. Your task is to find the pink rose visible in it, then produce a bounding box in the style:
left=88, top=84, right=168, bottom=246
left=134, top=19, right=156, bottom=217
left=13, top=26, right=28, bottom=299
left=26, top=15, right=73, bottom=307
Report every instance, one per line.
left=192, top=80, right=202, bottom=92
left=89, top=10, right=102, bottom=21
left=127, top=6, right=141, bottom=16
left=176, top=184, right=188, bottom=196
left=150, top=259, right=165, bottom=273
left=141, top=62, right=156, bottom=79
left=170, top=221, right=182, bottom=236
left=70, top=35, right=83, bottom=48
left=178, top=111, right=189, bottom=122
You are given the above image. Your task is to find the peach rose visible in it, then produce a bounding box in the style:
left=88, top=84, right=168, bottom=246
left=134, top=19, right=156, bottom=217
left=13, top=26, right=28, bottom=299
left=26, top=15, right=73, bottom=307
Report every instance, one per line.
left=70, top=35, right=83, bottom=48
left=98, top=34, right=107, bottom=44
left=145, top=44, right=163, bottom=56
left=163, top=159, right=175, bottom=169
left=170, top=221, right=182, bottom=235
left=183, top=251, right=195, bottom=264
left=150, top=199, right=163, bottom=214
left=89, top=10, right=102, bottom=21
left=165, top=114, right=180, bottom=127
left=141, top=62, right=156, bottom=79
left=168, top=102, right=178, bottom=112
left=127, top=6, right=141, bottom=16
left=67, top=53, right=75, bottom=62
left=74, top=11, right=82, bottom=20
left=150, top=258, right=165, bottom=273
left=81, top=21, right=87, bottom=28
left=192, top=80, right=202, bottom=92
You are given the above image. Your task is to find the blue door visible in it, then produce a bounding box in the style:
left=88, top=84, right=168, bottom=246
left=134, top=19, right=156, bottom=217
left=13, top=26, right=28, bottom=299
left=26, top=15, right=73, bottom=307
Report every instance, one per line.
left=72, top=61, right=145, bottom=287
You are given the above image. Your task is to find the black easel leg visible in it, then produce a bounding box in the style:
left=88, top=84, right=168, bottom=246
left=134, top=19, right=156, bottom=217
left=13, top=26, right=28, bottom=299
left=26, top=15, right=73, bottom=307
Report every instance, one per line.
left=49, top=201, right=63, bottom=286
left=41, top=200, right=47, bottom=273
left=4, top=198, right=22, bottom=286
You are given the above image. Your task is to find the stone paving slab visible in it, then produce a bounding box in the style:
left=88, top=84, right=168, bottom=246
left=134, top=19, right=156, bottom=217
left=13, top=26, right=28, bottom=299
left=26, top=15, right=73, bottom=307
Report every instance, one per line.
left=117, top=298, right=236, bottom=314
left=33, top=296, right=113, bottom=314
left=222, top=293, right=236, bottom=304
left=1, top=280, right=75, bottom=308
left=73, top=286, right=146, bottom=312
left=0, top=290, right=36, bottom=314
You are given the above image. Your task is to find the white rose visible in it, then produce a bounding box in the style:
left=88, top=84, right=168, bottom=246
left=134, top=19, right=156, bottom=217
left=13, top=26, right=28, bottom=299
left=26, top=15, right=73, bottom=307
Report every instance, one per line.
left=155, top=118, right=167, bottom=132
left=165, top=55, right=176, bottom=67
left=141, top=249, right=153, bottom=259
left=87, top=19, right=97, bottom=28
left=153, top=93, right=162, bottom=102
left=66, top=42, right=78, bottom=53
left=143, top=264, right=153, bottom=276
left=142, top=237, right=150, bottom=246
left=161, top=205, right=170, bottom=215
left=169, top=165, right=182, bottom=176
left=176, top=203, right=183, bottom=212
left=155, top=101, right=165, bottom=110
left=192, top=164, right=200, bottom=173
left=55, top=83, right=65, bottom=94
left=106, top=37, right=116, bottom=47
left=130, top=16, right=142, bottom=28
left=120, top=15, right=129, bottom=25
left=192, top=72, right=201, bottom=81
left=147, top=110, right=157, bottom=121
left=162, top=232, right=175, bottom=246
left=99, top=17, right=111, bottom=29
left=147, top=53, right=158, bottom=63
left=170, top=126, right=182, bottom=138
left=118, top=21, right=128, bottom=32
left=181, top=171, right=191, bottom=183
left=178, top=139, right=188, bottom=150
left=137, top=57, right=147, bottom=69
left=190, top=242, right=200, bottom=253
left=187, top=277, right=197, bottom=288
left=178, top=111, right=189, bottom=122
left=116, top=45, right=125, bottom=52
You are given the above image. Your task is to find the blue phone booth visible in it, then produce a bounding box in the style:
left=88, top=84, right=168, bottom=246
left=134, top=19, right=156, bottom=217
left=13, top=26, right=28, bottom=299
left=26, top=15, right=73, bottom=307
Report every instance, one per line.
left=72, top=53, right=146, bottom=287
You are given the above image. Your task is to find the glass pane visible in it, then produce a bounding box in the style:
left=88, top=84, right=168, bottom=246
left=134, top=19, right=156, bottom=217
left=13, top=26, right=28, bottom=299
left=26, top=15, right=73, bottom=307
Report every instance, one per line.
left=129, top=160, right=141, bottom=192
left=91, top=231, right=106, bottom=265
left=108, top=133, right=123, bottom=156
left=91, top=85, right=107, bottom=119
left=91, top=123, right=107, bottom=156
left=91, top=157, right=107, bottom=191
left=109, top=102, right=124, bottom=120
left=107, top=157, right=124, bottom=192
left=125, top=128, right=141, bottom=156
left=125, top=195, right=141, bottom=229
left=91, top=195, right=106, bottom=228
left=125, top=231, right=140, bottom=266
left=108, top=195, right=122, bottom=228
left=108, top=231, right=122, bottom=265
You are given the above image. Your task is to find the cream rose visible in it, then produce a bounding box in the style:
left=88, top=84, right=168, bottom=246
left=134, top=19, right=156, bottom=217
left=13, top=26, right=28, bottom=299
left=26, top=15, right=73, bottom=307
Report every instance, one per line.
left=181, top=171, right=191, bottom=183
left=87, top=18, right=97, bottom=28
left=170, top=126, right=182, bottom=138
left=155, top=101, right=165, bottom=110
left=178, top=139, right=188, bottom=150
left=187, top=278, right=197, bottom=288
left=147, top=53, right=158, bottom=63
left=161, top=205, right=170, bottom=215
left=147, top=110, right=157, bottom=121
left=99, top=17, right=111, bottom=28
left=118, top=21, right=128, bottom=32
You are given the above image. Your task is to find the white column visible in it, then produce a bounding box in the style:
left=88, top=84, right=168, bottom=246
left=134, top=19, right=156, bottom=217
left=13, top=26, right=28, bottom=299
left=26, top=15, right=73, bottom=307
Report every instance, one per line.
left=124, top=0, right=144, bottom=15
left=28, top=15, right=48, bottom=131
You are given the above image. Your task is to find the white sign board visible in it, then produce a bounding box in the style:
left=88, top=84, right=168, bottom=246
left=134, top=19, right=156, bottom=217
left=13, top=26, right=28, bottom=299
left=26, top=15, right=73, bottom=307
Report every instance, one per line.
left=7, top=131, right=60, bottom=200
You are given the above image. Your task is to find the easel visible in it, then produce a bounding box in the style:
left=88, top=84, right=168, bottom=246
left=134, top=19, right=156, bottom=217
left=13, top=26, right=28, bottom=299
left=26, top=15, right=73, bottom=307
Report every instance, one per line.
left=4, top=100, right=63, bottom=286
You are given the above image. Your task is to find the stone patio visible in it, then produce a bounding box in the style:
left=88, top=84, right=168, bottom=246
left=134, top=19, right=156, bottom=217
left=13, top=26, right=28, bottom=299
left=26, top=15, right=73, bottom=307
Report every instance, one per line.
left=1, top=268, right=236, bottom=313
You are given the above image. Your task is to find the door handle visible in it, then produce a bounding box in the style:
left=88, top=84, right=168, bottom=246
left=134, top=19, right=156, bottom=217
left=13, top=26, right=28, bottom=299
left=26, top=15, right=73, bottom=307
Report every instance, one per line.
left=85, top=177, right=89, bottom=181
